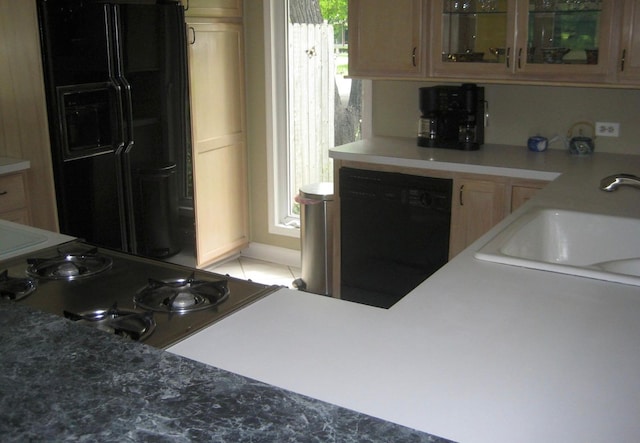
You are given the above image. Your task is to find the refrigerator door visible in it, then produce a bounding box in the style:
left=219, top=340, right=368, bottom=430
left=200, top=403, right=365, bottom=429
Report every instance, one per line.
left=38, top=1, right=188, bottom=257
left=113, top=2, right=187, bottom=257
left=38, top=0, right=130, bottom=251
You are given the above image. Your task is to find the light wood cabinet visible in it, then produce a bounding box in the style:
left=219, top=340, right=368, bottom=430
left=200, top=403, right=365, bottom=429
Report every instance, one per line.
left=0, top=171, right=31, bottom=225
left=187, top=19, right=249, bottom=267
left=449, top=175, right=507, bottom=258
left=182, top=0, right=241, bottom=17
left=430, top=0, right=517, bottom=80
left=449, top=176, right=549, bottom=257
left=510, top=178, right=547, bottom=212
left=348, top=0, right=428, bottom=78
left=432, top=0, right=617, bottom=84
left=618, top=0, right=640, bottom=83
left=349, top=0, right=638, bottom=86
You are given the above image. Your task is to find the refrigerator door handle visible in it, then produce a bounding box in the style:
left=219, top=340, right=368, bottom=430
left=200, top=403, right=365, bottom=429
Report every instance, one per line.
left=118, top=57, right=139, bottom=256
left=110, top=4, right=138, bottom=254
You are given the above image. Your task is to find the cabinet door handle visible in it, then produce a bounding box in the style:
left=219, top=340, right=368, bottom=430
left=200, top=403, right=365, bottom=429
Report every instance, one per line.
left=0, top=191, right=7, bottom=196
left=506, top=47, right=511, bottom=68
left=621, top=49, right=627, bottom=72
left=517, top=47, right=522, bottom=69
left=412, top=47, right=417, bottom=67
left=459, top=184, right=464, bottom=206
left=189, top=26, right=196, bottom=45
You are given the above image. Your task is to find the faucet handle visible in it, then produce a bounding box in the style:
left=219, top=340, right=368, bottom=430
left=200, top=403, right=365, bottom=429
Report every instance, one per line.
left=600, top=173, right=640, bottom=192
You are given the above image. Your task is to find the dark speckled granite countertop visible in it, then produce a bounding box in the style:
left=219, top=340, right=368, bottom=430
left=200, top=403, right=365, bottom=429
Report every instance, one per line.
left=0, top=302, right=452, bottom=442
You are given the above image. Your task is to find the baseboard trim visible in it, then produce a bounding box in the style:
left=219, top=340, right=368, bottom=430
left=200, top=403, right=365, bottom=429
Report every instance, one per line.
left=241, top=242, right=301, bottom=268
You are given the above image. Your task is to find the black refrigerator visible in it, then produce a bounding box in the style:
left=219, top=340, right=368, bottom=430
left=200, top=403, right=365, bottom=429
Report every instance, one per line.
left=37, top=0, right=191, bottom=258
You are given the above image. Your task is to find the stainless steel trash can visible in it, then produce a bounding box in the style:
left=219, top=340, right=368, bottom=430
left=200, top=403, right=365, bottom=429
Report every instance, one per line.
left=294, top=182, right=334, bottom=296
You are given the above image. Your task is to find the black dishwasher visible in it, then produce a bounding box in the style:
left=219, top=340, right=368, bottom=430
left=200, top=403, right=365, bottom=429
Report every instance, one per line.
left=340, top=167, right=452, bottom=308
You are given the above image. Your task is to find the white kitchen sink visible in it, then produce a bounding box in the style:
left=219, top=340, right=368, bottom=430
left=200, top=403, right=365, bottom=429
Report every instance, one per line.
left=475, top=208, right=640, bottom=286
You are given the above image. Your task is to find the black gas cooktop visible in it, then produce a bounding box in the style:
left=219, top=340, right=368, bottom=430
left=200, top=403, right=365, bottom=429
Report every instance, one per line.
left=0, top=241, right=280, bottom=348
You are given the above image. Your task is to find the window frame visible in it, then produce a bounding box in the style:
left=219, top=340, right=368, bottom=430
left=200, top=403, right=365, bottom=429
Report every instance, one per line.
left=263, top=0, right=371, bottom=238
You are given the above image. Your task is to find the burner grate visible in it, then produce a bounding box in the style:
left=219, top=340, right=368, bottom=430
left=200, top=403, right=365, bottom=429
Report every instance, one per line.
left=0, top=270, right=37, bottom=301
left=134, top=273, right=230, bottom=313
left=26, top=248, right=112, bottom=280
left=64, top=304, right=156, bottom=341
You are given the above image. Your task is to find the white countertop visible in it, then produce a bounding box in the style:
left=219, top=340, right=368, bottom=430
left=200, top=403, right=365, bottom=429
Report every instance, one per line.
left=0, top=219, right=75, bottom=261
left=329, top=136, right=573, bottom=180
left=170, top=139, right=640, bottom=443
left=0, top=156, right=30, bottom=175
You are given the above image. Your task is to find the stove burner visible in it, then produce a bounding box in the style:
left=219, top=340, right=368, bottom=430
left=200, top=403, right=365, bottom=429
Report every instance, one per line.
left=134, top=273, right=229, bottom=313
left=0, top=270, right=37, bottom=301
left=64, top=304, right=155, bottom=341
left=26, top=248, right=112, bottom=280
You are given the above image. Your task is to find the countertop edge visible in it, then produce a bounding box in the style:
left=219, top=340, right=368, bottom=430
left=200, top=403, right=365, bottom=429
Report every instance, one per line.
left=329, top=136, right=602, bottom=180
left=0, top=157, right=30, bottom=175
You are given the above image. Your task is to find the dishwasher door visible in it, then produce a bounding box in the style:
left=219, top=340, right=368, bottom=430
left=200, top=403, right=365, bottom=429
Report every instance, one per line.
left=340, top=167, right=452, bottom=308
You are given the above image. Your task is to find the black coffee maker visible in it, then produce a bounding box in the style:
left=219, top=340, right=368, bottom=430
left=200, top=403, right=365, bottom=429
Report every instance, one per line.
left=417, top=83, right=484, bottom=150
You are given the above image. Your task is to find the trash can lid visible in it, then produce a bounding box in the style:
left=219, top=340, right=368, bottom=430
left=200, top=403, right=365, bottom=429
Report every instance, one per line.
left=299, top=182, right=333, bottom=201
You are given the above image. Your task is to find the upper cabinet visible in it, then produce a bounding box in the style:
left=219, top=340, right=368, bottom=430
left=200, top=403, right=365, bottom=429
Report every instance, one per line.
left=431, top=0, right=517, bottom=79
left=516, top=0, right=616, bottom=82
left=349, top=0, right=640, bottom=86
left=618, top=0, right=640, bottom=83
left=181, top=0, right=242, bottom=17
left=433, top=0, right=616, bottom=83
left=348, top=0, right=428, bottom=78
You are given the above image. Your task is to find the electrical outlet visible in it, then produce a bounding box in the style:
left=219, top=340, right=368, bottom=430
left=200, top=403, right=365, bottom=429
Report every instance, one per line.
left=595, top=122, right=620, bottom=137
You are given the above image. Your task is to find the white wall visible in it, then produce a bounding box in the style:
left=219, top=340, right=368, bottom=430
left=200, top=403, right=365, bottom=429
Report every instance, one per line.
left=372, top=81, right=640, bottom=155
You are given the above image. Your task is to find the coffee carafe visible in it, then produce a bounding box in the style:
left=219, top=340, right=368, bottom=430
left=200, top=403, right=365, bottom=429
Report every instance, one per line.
left=417, top=83, right=484, bottom=150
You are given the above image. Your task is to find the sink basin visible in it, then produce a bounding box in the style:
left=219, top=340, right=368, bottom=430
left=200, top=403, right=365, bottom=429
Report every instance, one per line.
left=475, top=208, right=640, bottom=286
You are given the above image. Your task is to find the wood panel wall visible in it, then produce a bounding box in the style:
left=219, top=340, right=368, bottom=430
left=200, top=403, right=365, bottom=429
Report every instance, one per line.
left=0, top=1, right=59, bottom=231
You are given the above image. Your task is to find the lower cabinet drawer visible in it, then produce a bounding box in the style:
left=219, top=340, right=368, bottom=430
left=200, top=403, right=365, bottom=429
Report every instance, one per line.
left=0, top=208, right=29, bottom=224
left=0, top=172, right=29, bottom=221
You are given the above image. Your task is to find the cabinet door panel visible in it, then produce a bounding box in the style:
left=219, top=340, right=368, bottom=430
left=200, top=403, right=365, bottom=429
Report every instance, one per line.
left=0, top=173, right=27, bottom=213
left=619, top=0, right=640, bottom=83
left=188, top=21, right=248, bottom=266
left=349, top=0, right=426, bottom=77
left=0, top=208, right=30, bottom=224
left=515, top=0, right=617, bottom=83
left=432, top=0, right=517, bottom=79
left=193, top=142, right=248, bottom=264
left=182, top=0, right=242, bottom=17
left=450, top=178, right=506, bottom=258
left=511, top=185, right=538, bottom=212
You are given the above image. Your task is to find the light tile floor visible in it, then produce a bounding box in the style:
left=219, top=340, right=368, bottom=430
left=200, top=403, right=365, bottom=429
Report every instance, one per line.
left=206, top=257, right=301, bottom=288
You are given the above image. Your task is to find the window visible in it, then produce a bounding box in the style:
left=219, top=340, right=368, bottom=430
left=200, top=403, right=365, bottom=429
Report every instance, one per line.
left=264, top=0, right=369, bottom=237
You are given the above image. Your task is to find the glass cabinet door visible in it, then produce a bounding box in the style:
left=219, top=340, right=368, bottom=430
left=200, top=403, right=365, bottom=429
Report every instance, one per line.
left=432, top=0, right=615, bottom=82
left=516, top=0, right=615, bottom=81
left=432, top=0, right=517, bottom=78
left=527, top=1, right=602, bottom=65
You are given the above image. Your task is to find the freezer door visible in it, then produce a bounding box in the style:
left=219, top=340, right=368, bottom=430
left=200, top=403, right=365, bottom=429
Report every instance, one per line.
left=56, top=82, right=124, bottom=160
left=37, top=0, right=130, bottom=251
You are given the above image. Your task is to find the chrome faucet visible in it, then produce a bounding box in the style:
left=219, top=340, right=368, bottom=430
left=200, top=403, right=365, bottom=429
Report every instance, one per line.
left=600, top=174, right=640, bottom=192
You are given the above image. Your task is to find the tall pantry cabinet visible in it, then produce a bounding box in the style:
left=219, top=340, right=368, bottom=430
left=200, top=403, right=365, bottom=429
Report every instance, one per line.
left=184, top=1, right=249, bottom=267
